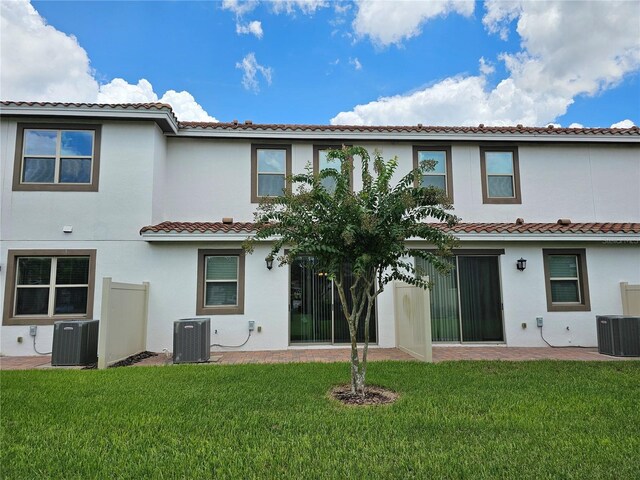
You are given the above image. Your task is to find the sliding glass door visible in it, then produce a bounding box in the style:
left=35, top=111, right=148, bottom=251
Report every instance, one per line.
left=290, top=257, right=377, bottom=344
left=290, top=256, right=332, bottom=343
left=458, top=256, right=504, bottom=342
left=417, top=257, right=460, bottom=341
left=416, top=255, right=504, bottom=343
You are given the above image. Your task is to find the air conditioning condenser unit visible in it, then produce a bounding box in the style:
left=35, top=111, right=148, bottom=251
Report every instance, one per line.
left=51, top=319, right=99, bottom=366
left=596, top=315, right=640, bottom=357
left=173, top=318, right=210, bottom=364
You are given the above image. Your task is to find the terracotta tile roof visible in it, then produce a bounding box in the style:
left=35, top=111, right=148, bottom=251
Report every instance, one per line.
left=0, top=101, right=179, bottom=124
left=1, top=100, right=173, bottom=110
left=140, top=221, right=256, bottom=234
left=2, top=101, right=638, bottom=137
left=179, top=121, right=640, bottom=136
left=438, top=222, right=640, bottom=234
left=140, top=221, right=640, bottom=236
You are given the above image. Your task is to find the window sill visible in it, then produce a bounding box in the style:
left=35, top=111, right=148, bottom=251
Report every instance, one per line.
left=3, top=315, right=90, bottom=326
left=547, top=304, right=591, bottom=312
left=483, top=197, right=521, bottom=204
left=196, top=306, right=244, bottom=315
left=13, top=183, right=98, bottom=192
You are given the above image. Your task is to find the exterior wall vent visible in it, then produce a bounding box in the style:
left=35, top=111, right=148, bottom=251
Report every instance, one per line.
left=173, top=318, right=211, bottom=364
left=596, top=315, right=640, bottom=357
left=51, top=319, right=99, bottom=366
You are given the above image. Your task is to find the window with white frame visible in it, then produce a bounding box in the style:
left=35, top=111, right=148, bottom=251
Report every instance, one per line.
left=14, top=125, right=101, bottom=191
left=3, top=250, right=96, bottom=325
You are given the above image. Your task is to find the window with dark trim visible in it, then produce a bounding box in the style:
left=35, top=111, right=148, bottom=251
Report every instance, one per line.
left=313, top=145, right=353, bottom=193
left=480, top=146, right=521, bottom=204
left=251, top=144, right=292, bottom=203
left=3, top=250, right=97, bottom=325
left=413, top=146, right=454, bottom=201
left=197, top=249, right=245, bottom=315
left=543, top=249, right=591, bottom=312
left=13, top=123, right=101, bottom=192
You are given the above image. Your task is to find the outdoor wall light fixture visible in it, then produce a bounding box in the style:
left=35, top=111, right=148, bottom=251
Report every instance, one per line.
left=266, top=256, right=274, bottom=270
left=516, top=258, right=527, bottom=271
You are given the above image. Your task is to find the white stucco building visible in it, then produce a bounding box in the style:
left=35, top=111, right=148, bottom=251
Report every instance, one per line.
left=1, top=101, right=639, bottom=356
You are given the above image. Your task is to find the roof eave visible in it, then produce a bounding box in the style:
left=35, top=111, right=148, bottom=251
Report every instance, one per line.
left=141, top=232, right=639, bottom=242
left=141, top=232, right=256, bottom=242
left=411, top=233, right=640, bottom=242
left=175, top=128, right=640, bottom=143
left=0, top=105, right=179, bottom=133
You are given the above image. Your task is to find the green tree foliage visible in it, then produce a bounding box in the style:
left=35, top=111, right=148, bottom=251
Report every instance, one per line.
left=245, top=146, right=458, bottom=396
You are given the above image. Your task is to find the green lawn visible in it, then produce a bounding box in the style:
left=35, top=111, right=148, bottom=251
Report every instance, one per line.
left=2, top=361, right=639, bottom=479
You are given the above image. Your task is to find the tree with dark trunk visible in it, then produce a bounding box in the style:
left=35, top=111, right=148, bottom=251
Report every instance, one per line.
left=244, top=146, right=457, bottom=396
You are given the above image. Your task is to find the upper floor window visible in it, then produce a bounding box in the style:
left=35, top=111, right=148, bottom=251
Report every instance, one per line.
left=197, top=249, right=245, bottom=315
left=251, top=144, right=291, bottom=202
left=480, top=147, right=521, bottom=204
left=13, top=124, right=101, bottom=192
left=413, top=146, right=453, bottom=201
left=543, top=249, right=591, bottom=312
left=3, top=250, right=96, bottom=325
left=313, top=145, right=352, bottom=193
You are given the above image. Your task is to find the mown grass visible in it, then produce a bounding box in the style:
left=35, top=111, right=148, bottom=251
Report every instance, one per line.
left=2, top=361, right=639, bottom=479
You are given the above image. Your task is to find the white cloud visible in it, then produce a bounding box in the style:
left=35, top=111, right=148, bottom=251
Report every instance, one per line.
left=332, top=75, right=497, bottom=126
left=0, top=0, right=216, bottom=122
left=96, top=79, right=217, bottom=121
left=482, top=0, right=521, bottom=41
left=271, top=0, right=328, bottom=15
left=610, top=119, right=636, bottom=128
left=236, top=20, right=264, bottom=38
left=479, top=57, right=495, bottom=75
left=159, top=90, right=218, bottom=122
left=568, top=123, right=584, bottom=128
left=332, top=1, right=640, bottom=126
left=221, top=0, right=259, bottom=17
left=352, top=0, right=474, bottom=47
left=0, top=0, right=98, bottom=102
left=350, top=57, right=362, bottom=70
left=334, top=2, right=351, bottom=15
left=236, top=52, right=273, bottom=92
left=97, top=78, right=157, bottom=103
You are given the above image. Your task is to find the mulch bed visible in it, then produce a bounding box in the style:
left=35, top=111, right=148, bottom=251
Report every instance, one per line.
left=82, top=351, right=158, bottom=370
left=330, top=384, right=399, bottom=406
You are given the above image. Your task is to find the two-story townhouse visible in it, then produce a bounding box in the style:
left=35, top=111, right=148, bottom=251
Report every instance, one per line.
left=1, top=101, right=639, bottom=357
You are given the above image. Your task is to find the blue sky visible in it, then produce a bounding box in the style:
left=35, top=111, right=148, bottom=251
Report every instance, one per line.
left=2, top=1, right=639, bottom=127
